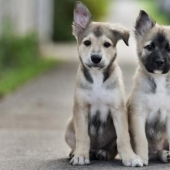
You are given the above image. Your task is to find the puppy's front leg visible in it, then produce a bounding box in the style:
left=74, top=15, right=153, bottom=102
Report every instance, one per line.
left=129, top=112, right=148, bottom=165
left=70, top=101, right=90, bottom=165
left=111, top=108, right=143, bottom=167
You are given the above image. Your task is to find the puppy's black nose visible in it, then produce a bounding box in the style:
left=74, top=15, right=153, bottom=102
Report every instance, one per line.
left=91, top=55, right=102, bottom=64
left=154, top=59, right=165, bottom=67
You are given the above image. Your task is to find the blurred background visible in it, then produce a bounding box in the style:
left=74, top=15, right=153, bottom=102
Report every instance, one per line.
left=0, top=0, right=170, bottom=169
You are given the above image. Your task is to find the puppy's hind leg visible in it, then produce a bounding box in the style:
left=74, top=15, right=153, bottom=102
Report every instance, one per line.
left=149, top=140, right=170, bottom=163
left=65, top=118, right=76, bottom=158
left=95, top=140, right=117, bottom=161
left=95, top=150, right=112, bottom=161
left=156, top=150, right=170, bottom=163
left=155, top=118, right=170, bottom=162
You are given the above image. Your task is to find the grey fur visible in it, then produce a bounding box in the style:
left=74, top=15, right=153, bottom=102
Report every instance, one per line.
left=79, top=82, right=92, bottom=90
left=147, top=74, right=157, bottom=93
left=165, top=75, right=170, bottom=94
left=89, top=110, right=101, bottom=135
left=89, top=110, right=113, bottom=136
left=135, top=10, right=156, bottom=36
left=146, top=109, right=167, bottom=142
left=102, top=110, right=113, bottom=127
left=105, top=80, right=117, bottom=90
left=81, top=65, right=93, bottom=83
left=103, top=54, right=116, bottom=82
left=93, top=25, right=103, bottom=37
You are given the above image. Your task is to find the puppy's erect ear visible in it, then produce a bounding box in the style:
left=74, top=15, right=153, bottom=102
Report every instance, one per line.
left=112, top=26, right=130, bottom=46
left=72, top=1, right=92, bottom=37
left=135, top=10, right=156, bottom=36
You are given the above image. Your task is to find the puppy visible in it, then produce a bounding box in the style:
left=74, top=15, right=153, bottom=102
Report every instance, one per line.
left=65, top=1, right=143, bottom=167
left=127, top=10, right=170, bottom=165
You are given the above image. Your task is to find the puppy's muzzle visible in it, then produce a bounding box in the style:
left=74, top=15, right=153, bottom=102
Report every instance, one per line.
left=154, top=58, right=165, bottom=68
left=91, top=55, right=102, bottom=64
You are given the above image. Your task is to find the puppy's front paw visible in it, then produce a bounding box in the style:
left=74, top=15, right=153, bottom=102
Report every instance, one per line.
left=139, top=154, right=148, bottom=166
left=122, top=154, right=143, bottom=167
left=70, top=155, right=90, bottom=165
left=142, top=159, right=148, bottom=166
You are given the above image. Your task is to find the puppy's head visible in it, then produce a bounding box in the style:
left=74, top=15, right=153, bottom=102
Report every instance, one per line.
left=73, top=1, right=129, bottom=69
left=135, top=10, right=170, bottom=74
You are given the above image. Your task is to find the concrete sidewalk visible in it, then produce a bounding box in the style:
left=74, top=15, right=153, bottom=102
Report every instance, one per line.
left=0, top=62, right=169, bottom=170
left=0, top=63, right=75, bottom=170
left=0, top=63, right=169, bottom=170
left=0, top=0, right=170, bottom=169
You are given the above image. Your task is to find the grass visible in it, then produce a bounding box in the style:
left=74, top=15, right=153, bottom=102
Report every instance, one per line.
left=140, top=0, right=170, bottom=25
left=0, top=59, right=59, bottom=97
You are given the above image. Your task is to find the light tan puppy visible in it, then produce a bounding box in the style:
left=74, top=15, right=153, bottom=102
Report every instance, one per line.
left=127, top=10, right=170, bottom=166
left=65, top=1, right=143, bottom=167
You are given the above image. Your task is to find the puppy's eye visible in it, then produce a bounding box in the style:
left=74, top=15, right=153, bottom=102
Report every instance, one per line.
left=165, top=44, right=170, bottom=52
left=84, top=40, right=91, bottom=46
left=104, top=42, right=111, bottom=48
left=145, top=43, right=155, bottom=51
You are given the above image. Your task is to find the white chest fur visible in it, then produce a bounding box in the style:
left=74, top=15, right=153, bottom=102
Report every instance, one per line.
left=86, top=72, right=113, bottom=104
left=140, top=75, right=170, bottom=120
left=134, top=75, right=170, bottom=149
left=81, top=70, right=121, bottom=122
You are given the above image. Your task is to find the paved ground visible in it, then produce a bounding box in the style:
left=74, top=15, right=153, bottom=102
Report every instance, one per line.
left=0, top=63, right=169, bottom=170
left=0, top=0, right=170, bottom=169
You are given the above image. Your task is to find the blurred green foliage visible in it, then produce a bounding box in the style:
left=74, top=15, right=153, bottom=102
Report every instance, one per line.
left=141, top=0, right=170, bottom=25
left=0, top=23, right=39, bottom=69
left=0, top=59, right=58, bottom=97
left=0, top=22, right=59, bottom=97
left=53, top=0, right=111, bottom=41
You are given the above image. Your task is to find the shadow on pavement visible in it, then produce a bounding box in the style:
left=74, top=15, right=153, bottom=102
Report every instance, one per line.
left=45, top=157, right=170, bottom=170
left=46, top=158, right=122, bottom=170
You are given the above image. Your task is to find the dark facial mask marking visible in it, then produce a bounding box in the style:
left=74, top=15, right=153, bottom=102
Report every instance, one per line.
left=141, top=31, right=170, bottom=74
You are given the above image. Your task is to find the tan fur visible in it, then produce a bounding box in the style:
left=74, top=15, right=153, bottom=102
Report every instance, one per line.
left=128, top=11, right=170, bottom=166
left=66, top=62, right=143, bottom=166
left=65, top=1, right=143, bottom=167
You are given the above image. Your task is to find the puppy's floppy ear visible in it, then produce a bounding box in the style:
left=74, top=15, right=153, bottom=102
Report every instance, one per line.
left=72, top=1, right=92, bottom=37
left=135, top=10, right=156, bottom=36
left=112, top=26, right=130, bottom=46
